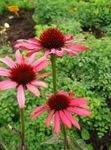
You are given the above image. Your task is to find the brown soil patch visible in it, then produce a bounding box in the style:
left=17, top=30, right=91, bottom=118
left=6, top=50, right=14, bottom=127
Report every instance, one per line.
left=0, top=9, right=36, bottom=49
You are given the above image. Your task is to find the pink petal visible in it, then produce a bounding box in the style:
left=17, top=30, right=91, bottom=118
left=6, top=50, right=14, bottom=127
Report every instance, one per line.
left=54, top=111, right=60, bottom=134
left=26, top=83, right=40, bottom=97
left=55, top=49, right=64, bottom=57
left=79, top=104, right=90, bottom=110
left=31, top=80, right=48, bottom=88
left=0, top=67, right=10, bottom=71
left=70, top=98, right=88, bottom=106
left=36, top=73, right=49, bottom=79
left=65, top=34, right=73, bottom=41
left=44, top=50, right=50, bottom=57
left=33, top=58, right=50, bottom=72
left=67, top=45, right=88, bottom=51
left=59, top=110, right=72, bottom=128
left=31, top=107, right=47, bottom=120
left=64, top=110, right=80, bottom=130
left=31, top=104, right=47, bottom=116
left=66, top=38, right=85, bottom=43
left=46, top=110, right=54, bottom=128
left=62, top=48, right=77, bottom=56
left=15, top=50, right=25, bottom=64
left=15, top=41, right=41, bottom=50
left=17, top=85, right=25, bottom=108
left=33, top=56, right=47, bottom=67
left=0, top=80, right=17, bottom=90
left=28, top=53, right=37, bottom=64
left=0, top=70, right=10, bottom=76
left=28, top=38, right=41, bottom=45
left=49, top=48, right=56, bottom=54
left=67, top=107, right=90, bottom=116
left=27, top=50, right=39, bottom=57
left=0, top=57, right=16, bottom=68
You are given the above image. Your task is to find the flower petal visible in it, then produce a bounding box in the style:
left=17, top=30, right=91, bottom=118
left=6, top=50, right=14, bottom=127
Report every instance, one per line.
left=31, top=80, right=48, bottom=88
left=66, top=38, right=85, bottom=43
left=65, top=34, right=73, bottom=41
left=67, top=107, right=90, bottom=116
left=55, top=49, right=64, bottom=57
left=44, top=50, right=50, bottom=57
left=28, top=53, right=37, bottom=64
left=64, top=110, right=80, bottom=130
left=17, top=85, right=25, bottom=108
left=67, top=45, right=88, bottom=51
left=0, top=80, right=17, bottom=90
left=70, top=98, right=88, bottom=106
left=46, top=110, right=54, bottom=128
left=59, top=110, right=72, bottom=128
left=62, top=48, right=77, bottom=56
left=0, top=57, right=16, bottom=68
left=15, top=50, right=25, bottom=64
left=31, top=104, right=48, bottom=116
left=36, top=73, right=49, bottom=79
left=0, top=70, right=10, bottom=76
left=31, top=107, right=47, bottom=120
left=26, top=83, right=40, bottom=97
left=54, top=111, right=60, bottom=134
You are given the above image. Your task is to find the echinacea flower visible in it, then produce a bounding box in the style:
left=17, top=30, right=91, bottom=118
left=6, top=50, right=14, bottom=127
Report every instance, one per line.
left=0, top=50, right=49, bottom=108
left=15, top=27, right=88, bottom=57
left=31, top=90, right=90, bottom=134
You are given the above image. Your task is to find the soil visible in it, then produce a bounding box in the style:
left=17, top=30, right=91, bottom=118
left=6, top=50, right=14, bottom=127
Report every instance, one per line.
left=0, top=9, right=35, bottom=49
left=82, top=26, right=105, bottom=38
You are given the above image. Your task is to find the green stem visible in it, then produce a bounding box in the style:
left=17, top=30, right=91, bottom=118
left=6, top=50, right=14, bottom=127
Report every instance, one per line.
left=20, top=108, right=25, bottom=150
left=61, top=123, right=70, bottom=150
left=51, top=54, right=57, bottom=94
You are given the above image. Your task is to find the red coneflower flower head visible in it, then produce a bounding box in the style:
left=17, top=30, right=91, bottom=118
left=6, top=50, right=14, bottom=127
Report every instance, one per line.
left=15, top=27, right=88, bottom=57
left=31, top=91, right=90, bottom=134
left=0, top=50, right=49, bottom=108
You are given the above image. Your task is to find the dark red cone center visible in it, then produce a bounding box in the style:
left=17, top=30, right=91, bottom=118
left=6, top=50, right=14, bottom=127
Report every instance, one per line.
left=47, top=93, right=70, bottom=110
left=10, top=64, right=36, bottom=85
left=40, top=28, right=65, bottom=49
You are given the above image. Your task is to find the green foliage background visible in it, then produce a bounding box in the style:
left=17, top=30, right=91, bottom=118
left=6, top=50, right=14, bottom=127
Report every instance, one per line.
left=0, top=0, right=111, bottom=150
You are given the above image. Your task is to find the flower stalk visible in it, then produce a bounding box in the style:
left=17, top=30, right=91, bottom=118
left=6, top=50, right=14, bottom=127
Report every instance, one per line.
left=61, top=122, right=70, bottom=150
left=20, top=108, right=25, bottom=150
left=51, top=54, right=57, bottom=94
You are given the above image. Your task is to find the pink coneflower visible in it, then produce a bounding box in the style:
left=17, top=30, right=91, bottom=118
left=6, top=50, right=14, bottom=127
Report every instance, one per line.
left=0, top=50, right=49, bottom=108
left=15, top=27, right=88, bottom=57
left=31, top=90, right=90, bottom=134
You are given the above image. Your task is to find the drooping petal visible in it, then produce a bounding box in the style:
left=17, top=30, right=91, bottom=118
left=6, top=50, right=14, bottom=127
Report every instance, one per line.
left=65, top=34, right=73, bottom=41
left=36, top=73, right=49, bottom=79
left=0, top=70, right=10, bottom=76
left=59, top=110, right=72, bottom=128
left=31, top=80, right=48, bottom=88
left=67, top=107, right=90, bottom=116
left=70, top=98, right=88, bottom=106
left=66, top=38, right=85, bottom=43
left=54, top=111, right=60, bottom=134
left=28, top=53, right=37, bottom=64
left=79, top=104, right=90, bottom=110
left=15, top=41, right=40, bottom=50
left=62, top=48, right=77, bottom=56
left=27, top=38, right=41, bottom=45
left=33, top=57, right=50, bottom=72
left=33, top=56, right=47, bottom=67
left=64, top=110, right=80, bottom=130
left=26, top=83, right=40, bottom=97
left=49, top=48, right=56, bottom=54
left=44, top=50, right=50, bottom=57
left=0, top=57, right=16, bottom=68
left=15, top=50, right=25, bottom=64
left=31, top=107, right=47, bottom=120
left=27, top=50, right=39, bottom=57
left=17, top=85, right=25, bottom=108
left=46, top=110, right=54, bottom=128
left=0, top=67, right=10, bottom=71
left=67, top=45, right=88, bottom=51
left=0, top=80, right=17, bottom=90
left=31, top=104, right=48, bottom=116
left=55, top=49, right=64, bottom=57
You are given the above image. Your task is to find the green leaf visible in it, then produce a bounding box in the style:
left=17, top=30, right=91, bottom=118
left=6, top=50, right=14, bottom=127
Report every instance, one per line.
left=81, top=128, right=90, bottom=140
